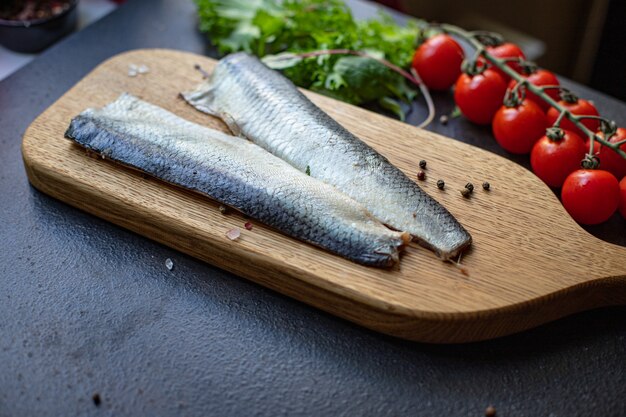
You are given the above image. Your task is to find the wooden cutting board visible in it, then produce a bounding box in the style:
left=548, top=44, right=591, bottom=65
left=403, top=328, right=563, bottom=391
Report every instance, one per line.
left=22, top=49, right=626, bottom=343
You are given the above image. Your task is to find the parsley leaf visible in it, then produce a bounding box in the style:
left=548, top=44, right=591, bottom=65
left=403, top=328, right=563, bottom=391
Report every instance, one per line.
left=195, top=0, right=425, bottom=120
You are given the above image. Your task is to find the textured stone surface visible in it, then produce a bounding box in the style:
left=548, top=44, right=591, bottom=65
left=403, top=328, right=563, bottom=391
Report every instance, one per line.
left=1, top=1, right=625, bottom=416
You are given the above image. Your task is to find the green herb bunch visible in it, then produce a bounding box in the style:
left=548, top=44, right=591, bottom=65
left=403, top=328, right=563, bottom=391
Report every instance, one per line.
left=195, top=0, right=425, bottom=120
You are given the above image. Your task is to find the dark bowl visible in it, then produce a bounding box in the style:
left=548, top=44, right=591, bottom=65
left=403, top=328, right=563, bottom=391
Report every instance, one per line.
left=0, top=0, right=78, bottom=53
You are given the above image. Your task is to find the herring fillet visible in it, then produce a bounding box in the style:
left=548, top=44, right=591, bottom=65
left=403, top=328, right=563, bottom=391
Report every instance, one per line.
left=182, top=53, right=472, bottom=260
left=64, top=94, right=409, bottom=267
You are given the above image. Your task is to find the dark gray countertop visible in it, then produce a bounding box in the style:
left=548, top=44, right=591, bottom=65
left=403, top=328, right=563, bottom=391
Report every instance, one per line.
left=1, top=1, right=625, bottom=416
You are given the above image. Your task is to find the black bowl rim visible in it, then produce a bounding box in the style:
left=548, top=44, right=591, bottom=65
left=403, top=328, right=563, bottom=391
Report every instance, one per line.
left=0, top=0, right=78, bottom=28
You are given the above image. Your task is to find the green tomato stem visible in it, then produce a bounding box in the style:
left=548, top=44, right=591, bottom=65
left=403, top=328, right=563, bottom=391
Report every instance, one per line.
left=539, top=85, right=561, bottom=91
left=553, top=110, right=567, bottom=128
left=577, top=115, right=606, bottom=122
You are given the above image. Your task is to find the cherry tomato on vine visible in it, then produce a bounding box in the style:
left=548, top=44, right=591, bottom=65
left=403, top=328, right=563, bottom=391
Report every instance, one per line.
left=561, top=169, right=619, bottom=225
left=492, top=99, right=547, bottom=154
left=586, top=127, right=626, bottom=180
left=546, top=98, right=599, bottom=139
left=454, top=68, right=507, bottom=125
left=412, top=34, right=464, bottom=91
left=531, top=130, right=586, bottom=187
left=480, top=43, right=526, bottom=80
left=508, top=69, right=560, bottom=112
left=619, top=177, right=626, bottom=219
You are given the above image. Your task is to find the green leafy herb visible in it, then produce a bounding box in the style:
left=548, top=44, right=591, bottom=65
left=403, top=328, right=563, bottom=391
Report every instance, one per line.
left=305, top=165, right=311, bottom=176
left=194, top=0, right=425, bottom=119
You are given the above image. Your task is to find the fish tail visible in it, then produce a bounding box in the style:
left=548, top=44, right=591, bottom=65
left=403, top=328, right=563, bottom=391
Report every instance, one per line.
left=369, top=232, right=410, bottom=267
left=182, top=84, right=244, bottom=137
left=181, top=82, right=218, bottom=117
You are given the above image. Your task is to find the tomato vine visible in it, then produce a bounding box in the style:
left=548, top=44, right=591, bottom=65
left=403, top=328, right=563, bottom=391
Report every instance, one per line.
left=439, top=23, right=626, bottom=163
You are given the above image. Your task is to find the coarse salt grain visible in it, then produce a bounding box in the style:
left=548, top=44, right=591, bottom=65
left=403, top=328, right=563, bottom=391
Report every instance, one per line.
left=226, top=228, right=241, bottom=240
left=165, top=258, right=174, bottom=270
left=128, top=64, right=149, bottom=77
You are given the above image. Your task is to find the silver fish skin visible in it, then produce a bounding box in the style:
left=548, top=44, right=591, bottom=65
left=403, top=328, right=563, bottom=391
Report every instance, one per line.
left=65, top=94, right=409, bottom=267
left=182, top=53, right=472, bottom=260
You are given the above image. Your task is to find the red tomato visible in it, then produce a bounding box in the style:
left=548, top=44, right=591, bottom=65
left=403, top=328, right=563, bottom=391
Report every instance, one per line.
left=586, top=128, right=626, bottom=180
left=546, top=98, right=599, bottom=139
left=561, top=169, right=619, bottom=225
left=480, top=43, right=526, bottom=80
left=492, top=100, right=547, bottom=154
left=412, top=34, right=464, bottom=91
left=531, top=130, right=586, bottom=187
left=619, top=177, right=626, bottom=219
left=508, top=69, right=560, bottom=112
left=454, top=69, right=508, bottom=125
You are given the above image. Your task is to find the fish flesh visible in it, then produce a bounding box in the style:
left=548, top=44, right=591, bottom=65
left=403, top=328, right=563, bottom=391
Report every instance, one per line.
left=182, top=53, right=472, bottom=260
left=65, top=93, right=409, bottom=267
left=66, top=94, right=410, bottom=267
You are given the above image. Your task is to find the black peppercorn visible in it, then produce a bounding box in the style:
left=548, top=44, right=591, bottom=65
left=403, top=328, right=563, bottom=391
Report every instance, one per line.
left=436, top=179, right=445, bottom=189
left=419, top=160, right=427, bottom=169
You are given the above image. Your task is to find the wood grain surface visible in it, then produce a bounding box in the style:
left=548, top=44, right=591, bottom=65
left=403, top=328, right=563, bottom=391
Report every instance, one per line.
left=21, top=49, right=626, bottom=343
